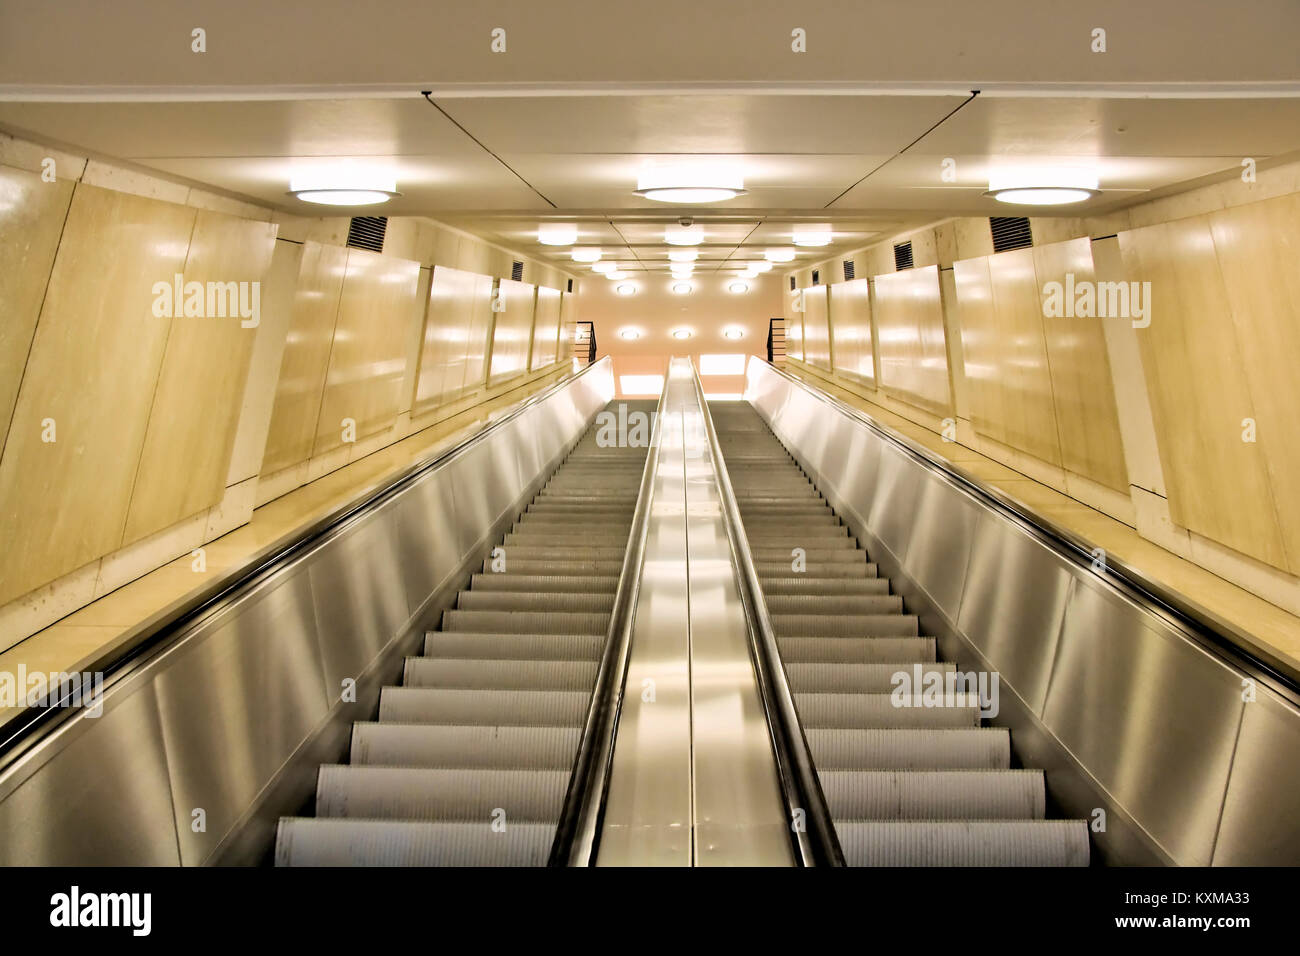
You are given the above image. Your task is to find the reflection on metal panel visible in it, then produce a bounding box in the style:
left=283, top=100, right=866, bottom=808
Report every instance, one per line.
left=744, top=357, right=1300, bottom=865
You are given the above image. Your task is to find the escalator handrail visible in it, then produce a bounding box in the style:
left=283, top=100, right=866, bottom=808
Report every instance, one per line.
left=0, top=358, right=611, bottom=776
left=690, top=368, right=846, bottom=867
left=548, top=385, right=668, bottom=866
left=763, top=359, right=1300, bottom=701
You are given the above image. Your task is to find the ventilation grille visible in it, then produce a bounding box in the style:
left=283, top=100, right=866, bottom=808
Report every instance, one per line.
left=511, top=261, right=524, bottom=282
left=789, top=276, right=797, bottom=291
left=990, top=216, right=1034, bottom=253
left=566, top=278, right=573, bottom=293
left=345, top=216, right=387, bottom=253
left=811, top=269, right=820, bottom=286
left=843, top=259, right=855, bottom=281
left=893, top=241, right=914, bottom=271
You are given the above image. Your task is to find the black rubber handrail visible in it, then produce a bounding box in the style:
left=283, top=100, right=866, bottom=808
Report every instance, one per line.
left=549, top=385, right=667, bottom=866
left=0, top=359, right=611, bottom=776
left=768, top=360, right=1300, bottom=702
left=691, top=368, right=846, bottom=867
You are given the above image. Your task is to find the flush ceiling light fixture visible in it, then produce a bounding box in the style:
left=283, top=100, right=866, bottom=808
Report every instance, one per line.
left=591, top=261, right=616, bottom=273
left=723, top=327, right=745, bottom=339
left=665, top=223, right=705, bottom=246
left=619, top=327, right=642, bottom=340
left=670, top=264, right=694, bottom=278
left=671, top=281, right=693, bottom=295
left=606, top=270, right=628, bottom=280
left=635, top=163, right=747, bottom=203
left=748, top=260, right=773, bottom=273
left=616, top=283, right=637, bottom=296
left=672, top=328, right=693, bottom=340
left=793, top=223, right=833, bottom=246
left=668, top=249, right=699, bottom=263
left=765, top=247, right=796, bottom=262
left=984, top=166, right=1101, bottom=205
left=288, top=166, right=400, bottom=205
left=571, top=247, right=602, bottom=263
left=728, top=281, right=750, bottom=294
left=538, top=223, right=579, bottom=245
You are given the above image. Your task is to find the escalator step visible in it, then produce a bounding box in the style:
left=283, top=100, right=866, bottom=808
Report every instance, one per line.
left=403, top=657, right=599, bottom=691
left=424, top=632, right=604, bottom=661
left=468, top=574, right=620, bottom=592
left=786, top=661, right=953, bottom=693
left=315, top=766, right=570, bottom=822
left=778, top=636, right=936, bottom=664
left=378, top=687, right=589, bottom=726
left=457, top=591, right=616, bottom=613
left=807, top=728, right=1011, bottom=770
left=442, top=610, right=609, bottom=634
left=772, top=613, right=918, bottom=637
left=819, top=770, right=1045, bottom=820
left=836, top=820, right=1090, bottom=867
left=762, top=577, right=889, bottom=595
left=766, top=594, right=902, bottom=615
left=275, top=819, right=555, bottom=867
left=795, top=692, right=982, bottom=728
left=350, top=723, right=582, bottom=769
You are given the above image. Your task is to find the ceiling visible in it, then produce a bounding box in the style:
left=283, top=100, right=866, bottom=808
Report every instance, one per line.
left=0, top=1, right=1297, bottom=272
left=4, top=91, right=1300, bottom=272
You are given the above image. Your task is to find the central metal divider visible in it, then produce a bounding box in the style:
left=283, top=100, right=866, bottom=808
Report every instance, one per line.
left=597, top=358, right=793, bottom=865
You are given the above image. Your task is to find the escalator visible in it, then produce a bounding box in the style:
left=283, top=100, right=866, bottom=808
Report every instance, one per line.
left=708, top=401, right=1091, bottom=867
left=275, top=401, right=652, bottom=865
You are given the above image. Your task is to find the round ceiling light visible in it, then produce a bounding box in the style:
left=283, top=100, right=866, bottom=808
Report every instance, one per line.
left=668, top=249, right=699, bottom=263
left=571, top=247, right=602, bottom=262
left=672, top=328, right=693, bottom=340
left=615, top=283, right=637, bottom=296
left=287, top=166, right=401, bottom=206
left=538, top=223, right=578, bottom=245
left=287, top=188, right=401, bottom=206
left=619, top=328, right=641, bottom=340
left=665, top=224, right=704, bottom=246
left=671, top=282, right=692, bottom=295
left=723, top=327, right=745, bottom=339
left=984, top=167, right=1101, bottom=205
left=764, top=247, right=796, bottom=262
left=728, top=281, right=749, bottom=294
left=635, top=164, right=746, bottom=203
left=793, top=224, right=833, bottom=246
left=606, top=270, right=628, bottom=280
left=749, top=260, right=773, bottom=273
left=591, top=261, right=616, bottom=273
left=670, top=264, right=694, bottom=278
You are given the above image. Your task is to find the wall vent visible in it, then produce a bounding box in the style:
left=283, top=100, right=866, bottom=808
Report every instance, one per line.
left=789, top=276, right=797, bottom=291
left=566, top=278, right=573, bottom=293
left=990, top=216, right=1034, bottom=253
left=345, top=216, right=387, bottom=253
left=511, top=261, right=524, bottom=282
left=893, top=241, right=914, bottom=271
left=811, top=269, right=820, bottom=286
left=842, top=259, right=855, bottom=281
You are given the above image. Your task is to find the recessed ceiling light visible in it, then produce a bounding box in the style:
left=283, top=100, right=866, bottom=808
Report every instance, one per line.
left=591, top=261, right=616, bottom=273
left=288, top=166, right=401, bottom=206
left=635, top=163, right=746, bottom=203
left=571, top=247, right=602, bottom=262
left=619, top=328, right=641, bottom=340
left=672, top=282, right=692, bottom=295
left=728, top=281, right=749, bottom=294
left=985, top=167, right=1101, bottom=205
left=765, top=247, right=796, bottom=262
left=538, top=223, right=578, bottom=245
left=665, top=224, right=704, bottom=246
left=723, top=327, right=744, bottom=339
left=616, top=283, right=637, bottom=296
left=793, top=223, right=833, bottom=246
left=672, top=328, right=693, bottom=340
left=668, top=249, right=699, bottom=263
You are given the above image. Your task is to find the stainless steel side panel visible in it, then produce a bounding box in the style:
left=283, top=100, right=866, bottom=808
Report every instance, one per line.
left=744, top=357, right=1298, bottom=866
left=0, top=359, right=615, bottom=865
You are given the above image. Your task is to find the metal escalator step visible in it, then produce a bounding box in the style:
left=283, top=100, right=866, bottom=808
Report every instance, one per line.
left=503, top=532, right=629, bottom=546
left=378, top=687, right=589, bottom=726
left=765, top=594, right=902, bottom=615
left=275, top=818, right=555, bottom=867
left=487, top=560, right=625, bottom=575
left=457, top=591, right=616, bottom=613
left=469, top=574, right=620, bottom=592
left=315, top=766, right=570, bottom=822
left=778, top=636, right=936, bottom=663
left=748, top=523, right=849, bottom=537
left=404, top=657, right=598, bottom=691
left=772, top=613, right=918, bottom=637
left=442, top=609, right=609, bottom=634
left=762, top=577, right=889, bottom=595
left=756, top=562, right=877, bottom=578
left=820, top=770, right=1045, bottom=820
left=835, top=820, right=1090, bottom=867
left=795, top=692, right=981, bottom=728
left=785, top=662, right=953, bottom=693
left=350, top=723, right=581, bottom=769
left=752, top=548, right=866, bottom=563
left=807, top=728, right=1010, bottom=770
left=423, top=632, right=604, bottom=661
left=493, top=546, right=627, bottom=560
